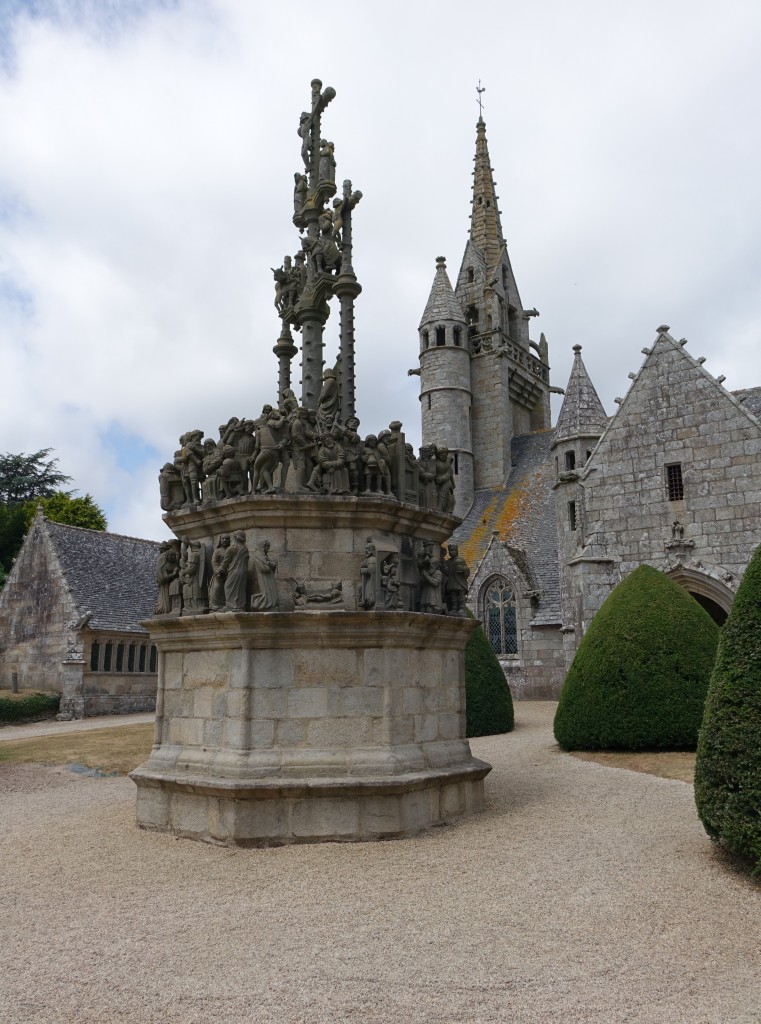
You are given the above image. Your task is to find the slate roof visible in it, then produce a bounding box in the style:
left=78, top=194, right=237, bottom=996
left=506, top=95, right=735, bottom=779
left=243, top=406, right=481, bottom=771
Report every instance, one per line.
left=454, top=429, right=561, bottom=625
left=553, top=346, right=608, bottom=445
left=732, top=387, right=761, bottom=419
left=419, top=257, right=466, bottom=328
left=46, top=519, right=161, bottom=633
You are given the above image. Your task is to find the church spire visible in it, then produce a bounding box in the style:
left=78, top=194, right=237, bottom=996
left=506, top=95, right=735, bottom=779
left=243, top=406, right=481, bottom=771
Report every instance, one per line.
left=469, top=117, right=504, bottom=272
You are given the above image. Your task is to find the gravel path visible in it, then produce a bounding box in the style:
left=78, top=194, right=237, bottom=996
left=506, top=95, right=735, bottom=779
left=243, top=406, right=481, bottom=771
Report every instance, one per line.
left=0, top=712, right=154, bottom=741
left=1, top=702, right=758, bottom=1024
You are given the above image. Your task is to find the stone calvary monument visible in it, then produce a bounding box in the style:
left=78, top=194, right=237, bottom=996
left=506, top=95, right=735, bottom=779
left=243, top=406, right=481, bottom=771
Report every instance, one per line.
left=130, top=81, right=491, bottom=846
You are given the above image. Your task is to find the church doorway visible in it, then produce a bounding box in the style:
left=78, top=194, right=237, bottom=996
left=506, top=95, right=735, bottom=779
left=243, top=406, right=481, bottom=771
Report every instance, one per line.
left=666, top=567, right=734, bottom=626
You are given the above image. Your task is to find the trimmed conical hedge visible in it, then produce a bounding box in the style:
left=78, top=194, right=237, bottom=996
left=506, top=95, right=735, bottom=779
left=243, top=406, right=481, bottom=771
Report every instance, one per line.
left=465, top=619, right=514, bottom=737
left=554, top=564, right=720, bottom=751
left=694, top=544, right=761, bottom=873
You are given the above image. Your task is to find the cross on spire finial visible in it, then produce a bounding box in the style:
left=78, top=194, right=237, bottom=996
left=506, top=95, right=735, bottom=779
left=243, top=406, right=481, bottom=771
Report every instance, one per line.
left=476, top=80, right=485, bottom=120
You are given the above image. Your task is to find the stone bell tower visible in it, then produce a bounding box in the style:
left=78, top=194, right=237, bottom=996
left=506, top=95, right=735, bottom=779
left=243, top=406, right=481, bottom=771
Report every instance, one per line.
left=418, top=112, right=552, bottom=515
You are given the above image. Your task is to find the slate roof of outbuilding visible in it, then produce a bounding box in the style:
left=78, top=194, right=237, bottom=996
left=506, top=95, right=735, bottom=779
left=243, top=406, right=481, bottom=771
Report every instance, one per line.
left=553, top=346, right=608, bottom=445
left=45, top=519, right=161, bottom=633
left=454, top=429, right=561, bottom=625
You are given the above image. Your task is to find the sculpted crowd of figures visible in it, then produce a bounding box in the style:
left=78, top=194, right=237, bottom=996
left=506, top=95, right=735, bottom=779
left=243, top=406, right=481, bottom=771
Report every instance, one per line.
left=154, top=533, right=470, bottom=618
left=158, top=381, right=456, bottom=514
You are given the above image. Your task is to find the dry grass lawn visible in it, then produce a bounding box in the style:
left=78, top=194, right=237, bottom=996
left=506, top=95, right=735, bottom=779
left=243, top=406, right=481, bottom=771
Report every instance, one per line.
left=0, top=723, right=153, bottom=775
left=0, top=688, right=50, bottom=702
left=571, top=749, right=696, bottom=783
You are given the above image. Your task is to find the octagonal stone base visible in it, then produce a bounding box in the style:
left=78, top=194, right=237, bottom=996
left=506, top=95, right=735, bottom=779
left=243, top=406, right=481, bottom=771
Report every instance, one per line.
left=131, top=610, right=490, bottom=846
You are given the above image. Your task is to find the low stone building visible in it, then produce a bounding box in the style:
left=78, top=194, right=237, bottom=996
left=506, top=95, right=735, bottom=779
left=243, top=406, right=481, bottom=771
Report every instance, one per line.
left=0, top=508, right=160, bottom=717
left=416, top=114, right=761, bottom=698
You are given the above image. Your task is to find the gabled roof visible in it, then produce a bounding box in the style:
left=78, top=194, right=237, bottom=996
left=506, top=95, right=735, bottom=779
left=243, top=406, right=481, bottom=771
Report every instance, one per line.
left=45, top=517, right=161, bottom=633
left=454, top=430, right=560, bottom=624
left=553, top=345, right=608, bottom=446
left=733, top=387, right=761, bottom=419
left=419, top=256, right=466, bottom=328
left=583, top=326, right=761, bottom=477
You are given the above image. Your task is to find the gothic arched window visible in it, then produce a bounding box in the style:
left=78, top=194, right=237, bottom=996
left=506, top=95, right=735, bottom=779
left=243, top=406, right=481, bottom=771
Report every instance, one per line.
left=485, top=579, right=518, bottom=656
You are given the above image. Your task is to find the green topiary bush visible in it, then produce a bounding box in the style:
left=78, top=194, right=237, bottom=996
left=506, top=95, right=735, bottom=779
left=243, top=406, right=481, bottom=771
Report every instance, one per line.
left=694, top=543, right=761, bottom=873
left=465, top=618, right=514, bottom=737
left=0, top=692, right=60, bottom=723
left=554, top=564, right=720, bottom=751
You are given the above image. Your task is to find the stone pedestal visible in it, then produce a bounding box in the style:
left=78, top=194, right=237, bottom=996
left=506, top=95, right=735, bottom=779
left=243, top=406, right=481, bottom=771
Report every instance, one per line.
left=131, top=494, right=491, bottom=846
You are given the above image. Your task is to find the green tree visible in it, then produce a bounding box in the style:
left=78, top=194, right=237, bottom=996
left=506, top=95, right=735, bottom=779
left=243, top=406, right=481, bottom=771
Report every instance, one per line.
left=694, top=544, right=761, bottom=873
left=0, top=449, right=72, bottom=505
left=554, top=565, right=720, bottom=751
left=465, top=617, right=514, bottom=737
left=22, top=492, right=107, bottom=532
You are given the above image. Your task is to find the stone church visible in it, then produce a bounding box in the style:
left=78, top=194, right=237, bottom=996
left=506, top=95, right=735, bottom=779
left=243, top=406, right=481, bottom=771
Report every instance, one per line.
left=417, top=115, right=761, bottom=699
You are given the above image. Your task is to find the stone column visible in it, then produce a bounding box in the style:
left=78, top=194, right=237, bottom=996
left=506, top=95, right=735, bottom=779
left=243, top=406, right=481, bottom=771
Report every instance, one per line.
left=273, top=323, right=298, bottom=399
left=333, top=274, right=361, bottom=420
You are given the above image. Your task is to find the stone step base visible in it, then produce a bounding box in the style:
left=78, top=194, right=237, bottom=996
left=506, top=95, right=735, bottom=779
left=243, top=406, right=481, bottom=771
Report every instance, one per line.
left=131, top=761, right=490, bottom=847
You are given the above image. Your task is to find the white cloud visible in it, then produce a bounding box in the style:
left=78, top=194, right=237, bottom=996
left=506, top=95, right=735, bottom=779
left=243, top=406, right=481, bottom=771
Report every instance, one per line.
left=1, top=0, right=761, bottom=539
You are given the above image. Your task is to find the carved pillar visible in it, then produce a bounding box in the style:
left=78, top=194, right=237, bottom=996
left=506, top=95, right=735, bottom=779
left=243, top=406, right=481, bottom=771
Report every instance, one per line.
left=333, top=275, right=361, bottom=421
left=273, top=323, right=298, bottom=399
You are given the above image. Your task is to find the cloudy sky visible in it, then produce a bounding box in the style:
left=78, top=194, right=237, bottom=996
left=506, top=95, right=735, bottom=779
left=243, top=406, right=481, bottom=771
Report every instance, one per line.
left=2, top=0, right=760, bottom=540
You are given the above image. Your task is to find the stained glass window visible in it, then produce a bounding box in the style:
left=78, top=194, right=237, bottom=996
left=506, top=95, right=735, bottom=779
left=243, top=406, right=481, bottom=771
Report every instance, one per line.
left=485, top=580, right=518, bottom=656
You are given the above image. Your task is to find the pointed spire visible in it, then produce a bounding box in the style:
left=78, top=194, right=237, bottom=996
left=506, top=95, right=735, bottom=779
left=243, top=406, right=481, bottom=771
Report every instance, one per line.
left=469, top=118, right=504, bottom=272
left=554, top=345, right=608, bottom=445
left=419, top=257, right=466, bottom=328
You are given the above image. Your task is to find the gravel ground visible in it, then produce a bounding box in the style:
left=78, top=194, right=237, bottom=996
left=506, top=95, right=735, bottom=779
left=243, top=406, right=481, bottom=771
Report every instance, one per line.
left=1, top=702, right=759, bottom=1024
left=0, top=712, right=154, bottom=741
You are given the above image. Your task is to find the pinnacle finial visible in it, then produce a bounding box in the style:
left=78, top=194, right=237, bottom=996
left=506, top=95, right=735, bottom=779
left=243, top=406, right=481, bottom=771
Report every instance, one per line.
left=572, top=344, right=582, bottom=354
left=436, top=256, right=447, bottom=268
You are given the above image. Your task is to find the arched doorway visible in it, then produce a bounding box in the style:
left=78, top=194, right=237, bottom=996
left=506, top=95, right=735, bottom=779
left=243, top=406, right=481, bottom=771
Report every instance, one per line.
left=666, top=567, right=734, bottom=626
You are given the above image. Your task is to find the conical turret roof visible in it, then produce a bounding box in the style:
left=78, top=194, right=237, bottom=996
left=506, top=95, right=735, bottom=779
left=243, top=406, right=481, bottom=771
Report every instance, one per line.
left=553, top=345, right=608, bottom=445
left=469, top=118, right=504, bottom=273
left=419, top=256, right=466, bottom=328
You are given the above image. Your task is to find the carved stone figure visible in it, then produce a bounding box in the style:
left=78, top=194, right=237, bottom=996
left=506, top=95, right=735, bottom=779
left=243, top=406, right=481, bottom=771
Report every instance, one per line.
left=358, top=540, right=377, bottom=610
left=381, top=554, right=402, bottom=610
left=251, top=540, right=279, bottom=611
left=222, top=531, right=250, bottom=612
left=418, top=541, right=444, bottom=614
left=317, top=368, right=340, bottom=430
left=159, top=462, right=185, bottom=512
left=217, top=444, right=246, bottom=499
left=294, top=580, right=343, bottom=607
left=671, top=519, right=684, bottom=541
left=273, top=256, right=300, bottom=313
left=293, top=171, right=308, bottom=215
left=201, top=440, right=223, bottom=503
left=179, top=540, right=209, bottom=615
left=154, top=541, right=180, bottom=615
left=434, top=446, right=456, bottom=514
left=335, top=416, right=362, bottom=494
left=297, top=111, right=312, bottom=170
left=253, top=408, right=287, bottom=494
left=445, top=543, right=470, bottom=616
left=290, top=407, right=315, bottom=491
left=318, top=139, right=336, bottom=185
left=361, top=435, right=392, bottom=495
left=280, top=387, right=299, bottom=420
left=316, top=435, right=350, bottom=495
left=417, top=447, right=437, bottom=509
left=208, top=534, right=231, bottom=612
left=175, top=430, right=205, bottom=507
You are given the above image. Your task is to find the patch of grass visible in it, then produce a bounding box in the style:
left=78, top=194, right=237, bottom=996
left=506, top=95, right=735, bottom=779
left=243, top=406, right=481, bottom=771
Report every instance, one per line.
left=570, top=749, right=696, bottom=783
left=0, top=723, right=154, bottom=775
left=0, top=689, right=47, bottom=702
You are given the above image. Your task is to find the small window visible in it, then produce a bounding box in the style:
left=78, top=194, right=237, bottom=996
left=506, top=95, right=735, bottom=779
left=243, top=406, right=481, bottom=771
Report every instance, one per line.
left=90, top=641, right=100, bottom=672
left=435, top=326, right=445, bottom=346
left=467, top=267, right=474, bottom=283
left=453, top=327, right=461, bottom=347
left=453, top=452, right=459, bottom=474
left=427, top=394, right=431, bottom=410
left=422, top=330, right=429, bottom=350
left=665, top=463, right=684, bottom=501
left=502, top=266, right=508, bottom=290
left=127, top=643, right=135, bottom=672
left=149, top=646, right=158, bottom=673
left=103, top=642, right=112, bottom=672
left=116, top=643, right=124, bottom=672
left=138, top=644, right=147, bottom=672
left=586, top=450, right=592, bottom=463
left=568, top=501, right=577, bottom=531
left=565, top=451, right=576, bottom=471
left=555, top=457, right=559, bottom=474
left=466, top=305, right=478, bottom=325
